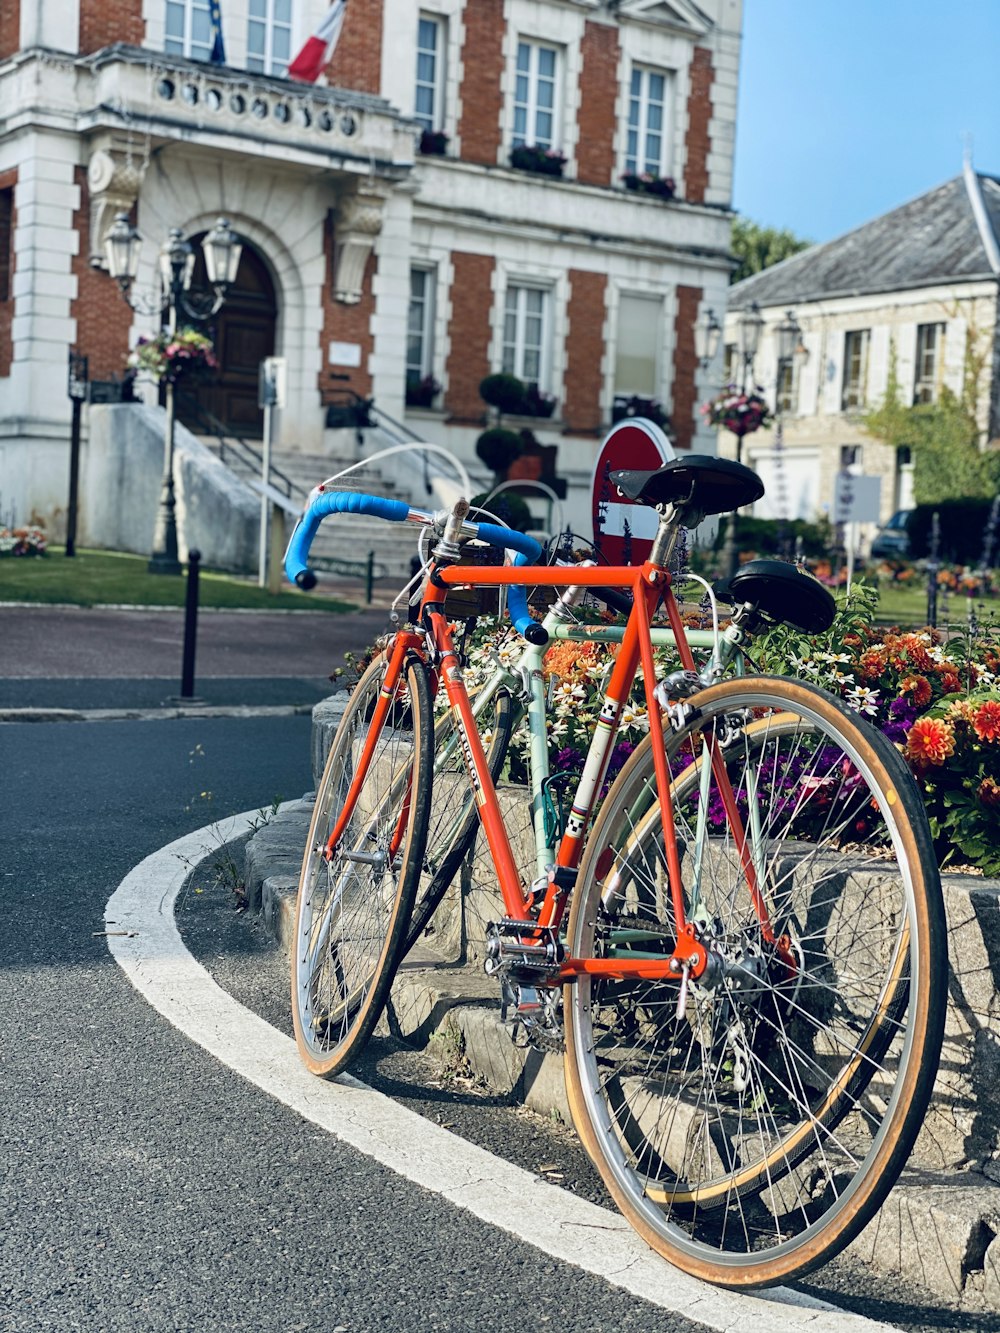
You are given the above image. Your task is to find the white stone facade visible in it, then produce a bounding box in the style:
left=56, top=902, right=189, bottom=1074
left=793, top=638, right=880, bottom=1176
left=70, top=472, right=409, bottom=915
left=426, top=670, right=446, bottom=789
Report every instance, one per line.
left=0, top=0, right=743, bottom=546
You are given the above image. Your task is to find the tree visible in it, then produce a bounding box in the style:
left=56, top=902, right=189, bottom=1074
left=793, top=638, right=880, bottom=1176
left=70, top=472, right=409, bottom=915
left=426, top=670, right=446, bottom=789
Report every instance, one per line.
left=731, top=217, right=810, bottom=284
left=863, top=338, right=1000, bottom=505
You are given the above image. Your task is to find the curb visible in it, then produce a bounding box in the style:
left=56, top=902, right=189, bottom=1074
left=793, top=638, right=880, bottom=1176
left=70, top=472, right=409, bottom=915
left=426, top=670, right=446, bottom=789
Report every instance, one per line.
left=0, top=704, right=316, bottom=724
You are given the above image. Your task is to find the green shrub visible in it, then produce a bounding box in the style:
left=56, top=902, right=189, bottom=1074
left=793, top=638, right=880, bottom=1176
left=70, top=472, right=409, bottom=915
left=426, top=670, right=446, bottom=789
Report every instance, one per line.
left=710, top=515, right=833, bottom=559
left=475, top=427, right=522, bottom=476
left=471, top=491, right=533, bottom=533
left=907, top=500, right=996, bottom=564
left=479, top=373, right=527, bottom=415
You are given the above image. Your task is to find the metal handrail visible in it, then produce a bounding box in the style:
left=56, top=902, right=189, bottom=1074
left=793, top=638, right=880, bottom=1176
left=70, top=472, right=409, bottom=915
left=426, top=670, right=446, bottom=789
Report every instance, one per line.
left=173, top=388, right=299, bottom=500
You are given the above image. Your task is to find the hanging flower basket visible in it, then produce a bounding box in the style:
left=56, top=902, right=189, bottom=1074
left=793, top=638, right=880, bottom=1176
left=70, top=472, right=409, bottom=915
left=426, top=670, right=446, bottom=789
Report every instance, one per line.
left=510, top=144, right=566, bottom=177
left=128, top=328, right=218, bottom=385
left=621, top=172, right=676, bottom=201
left=701, top=384, right=773, bottom=437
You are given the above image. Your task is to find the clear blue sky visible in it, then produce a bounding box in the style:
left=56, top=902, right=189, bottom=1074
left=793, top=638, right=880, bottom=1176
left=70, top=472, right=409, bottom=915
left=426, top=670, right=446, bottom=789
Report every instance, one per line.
left=732, top=0, right=1000, bottom=245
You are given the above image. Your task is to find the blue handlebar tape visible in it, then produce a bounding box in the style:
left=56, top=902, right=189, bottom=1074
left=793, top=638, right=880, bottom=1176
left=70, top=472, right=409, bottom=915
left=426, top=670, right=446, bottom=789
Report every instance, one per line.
left=285, top=496, right=543, bottom=632
left=284, top=491, right=410, bottom=584
left=473, top=526, right=542, bottom=638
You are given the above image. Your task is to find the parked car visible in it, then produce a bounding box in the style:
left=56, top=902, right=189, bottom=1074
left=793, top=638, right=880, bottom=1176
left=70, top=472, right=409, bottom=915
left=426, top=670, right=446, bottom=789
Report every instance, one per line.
left=870, top=509, right=913, bottom=559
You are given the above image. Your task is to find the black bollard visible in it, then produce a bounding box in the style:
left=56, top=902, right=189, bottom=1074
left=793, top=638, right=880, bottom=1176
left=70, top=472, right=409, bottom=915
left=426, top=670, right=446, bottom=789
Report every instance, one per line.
left=181, top=549, right=201, bottom=699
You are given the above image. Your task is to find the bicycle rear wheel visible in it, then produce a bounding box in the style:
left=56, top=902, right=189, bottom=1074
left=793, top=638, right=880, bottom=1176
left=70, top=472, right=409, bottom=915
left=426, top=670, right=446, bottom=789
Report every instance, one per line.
left=402, top=680, right=518, bottom=957
left=564, top=675, right=946, bottom=1287
left=291, top=648, right=433, bottom=1078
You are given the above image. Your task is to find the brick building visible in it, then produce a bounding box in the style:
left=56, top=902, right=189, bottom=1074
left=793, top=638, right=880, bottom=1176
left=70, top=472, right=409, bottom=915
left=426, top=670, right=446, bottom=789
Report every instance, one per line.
left=0, top=0, right=742, bottom=541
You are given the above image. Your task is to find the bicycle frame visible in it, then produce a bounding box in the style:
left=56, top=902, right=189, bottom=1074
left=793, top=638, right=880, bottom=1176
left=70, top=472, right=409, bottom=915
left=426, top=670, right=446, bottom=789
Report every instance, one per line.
left=419, top=556, right=768, bottom=987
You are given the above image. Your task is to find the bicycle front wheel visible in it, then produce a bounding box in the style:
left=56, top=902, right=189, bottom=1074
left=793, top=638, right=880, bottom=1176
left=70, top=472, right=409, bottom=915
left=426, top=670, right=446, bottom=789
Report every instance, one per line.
left=292, top=649, right=433, bottom=1078
left=564, top=675, right=946, bottom=1287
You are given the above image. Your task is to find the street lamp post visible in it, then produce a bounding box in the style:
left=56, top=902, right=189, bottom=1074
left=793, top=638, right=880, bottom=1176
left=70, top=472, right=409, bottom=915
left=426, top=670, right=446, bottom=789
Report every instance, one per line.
left=104, top=213, right=243, bottom=574
left=770, top=309, right=802, bottom=548
left=719, top=302, right=764, bottom=577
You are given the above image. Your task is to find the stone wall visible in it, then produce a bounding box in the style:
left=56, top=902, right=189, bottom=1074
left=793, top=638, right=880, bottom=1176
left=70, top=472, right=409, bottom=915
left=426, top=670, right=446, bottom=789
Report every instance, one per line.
left=80, top=402, right=259, bottom=571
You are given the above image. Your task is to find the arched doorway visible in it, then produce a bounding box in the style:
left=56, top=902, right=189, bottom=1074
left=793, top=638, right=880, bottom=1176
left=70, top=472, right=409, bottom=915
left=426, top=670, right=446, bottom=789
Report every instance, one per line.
left=178, top=239, right=277, bottom=439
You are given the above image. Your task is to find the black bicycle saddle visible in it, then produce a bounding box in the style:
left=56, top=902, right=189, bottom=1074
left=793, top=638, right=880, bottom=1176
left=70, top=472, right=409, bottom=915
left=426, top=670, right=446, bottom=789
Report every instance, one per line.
left=610, top=455, right=764, bottom=517
left=715, top=559, right=836, bottom=633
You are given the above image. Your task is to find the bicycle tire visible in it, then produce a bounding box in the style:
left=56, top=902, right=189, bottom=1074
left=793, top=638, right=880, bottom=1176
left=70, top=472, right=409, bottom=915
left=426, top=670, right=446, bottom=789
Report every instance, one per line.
left=403, top=682, right=518, bottom=957
left=291, top=648, right=433, bottom=1078
left=563, top=675, right=946, bottom=1287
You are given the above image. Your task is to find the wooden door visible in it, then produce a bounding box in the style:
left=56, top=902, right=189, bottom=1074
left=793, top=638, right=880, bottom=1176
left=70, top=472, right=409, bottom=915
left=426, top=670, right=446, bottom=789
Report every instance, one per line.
left=178, top=241, right=277, bottom=440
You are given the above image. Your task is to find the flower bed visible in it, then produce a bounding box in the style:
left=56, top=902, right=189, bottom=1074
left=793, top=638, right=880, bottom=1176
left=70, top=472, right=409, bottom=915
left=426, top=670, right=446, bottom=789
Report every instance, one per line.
left=447, top=578, right=1000, bottom=877
left=0, top=525, right=46, bottom=557
left=754, top=582, right=1000, bottom=873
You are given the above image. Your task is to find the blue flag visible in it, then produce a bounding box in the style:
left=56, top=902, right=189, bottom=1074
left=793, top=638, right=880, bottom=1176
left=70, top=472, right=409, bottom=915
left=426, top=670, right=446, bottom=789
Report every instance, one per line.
left=209, top=0, right=226, bottom=65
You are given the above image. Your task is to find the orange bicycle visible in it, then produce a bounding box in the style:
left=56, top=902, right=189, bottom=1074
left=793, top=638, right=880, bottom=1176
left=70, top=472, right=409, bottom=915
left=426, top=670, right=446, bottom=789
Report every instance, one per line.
left=284, top=456, right=946, bottom=1288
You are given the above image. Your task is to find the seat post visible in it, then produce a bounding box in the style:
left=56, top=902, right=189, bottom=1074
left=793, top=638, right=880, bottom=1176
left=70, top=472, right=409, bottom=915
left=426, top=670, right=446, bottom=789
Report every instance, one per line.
left=649, top=505, right=684, bottom=569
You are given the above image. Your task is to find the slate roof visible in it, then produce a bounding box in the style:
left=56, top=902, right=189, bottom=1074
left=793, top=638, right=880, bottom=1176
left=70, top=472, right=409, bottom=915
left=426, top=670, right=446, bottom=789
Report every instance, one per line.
left=729, top=172, right=1000, bottom=310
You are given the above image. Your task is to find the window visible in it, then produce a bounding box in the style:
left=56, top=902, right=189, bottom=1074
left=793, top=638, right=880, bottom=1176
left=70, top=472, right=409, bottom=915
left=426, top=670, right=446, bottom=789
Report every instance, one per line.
left=614, top=294, right=661, bottom=396
left=247, top=0, right=292, bottom=76
left=406, top=268, right=435, bottom=384
left=513, top=40, right=559, bottom=149
left=914, top=322, right=944, bottom=404
left=415, top=15, right=446, bottom=131
left=625, top=67, right=672, bottom=176
left=776, top=358, right=796, bottom=413
left=0, top=187, right=12, bottom=303
left=502, top=283, right=550, bottom=387
left=841, top=330, right=870, bottom=411
left=165, top=0, right=214, bottom=61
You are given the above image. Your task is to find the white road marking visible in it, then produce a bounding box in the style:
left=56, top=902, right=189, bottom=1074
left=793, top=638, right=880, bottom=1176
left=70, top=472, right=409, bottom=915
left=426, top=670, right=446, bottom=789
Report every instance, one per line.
left=106, top=813, right=902, bottom=1333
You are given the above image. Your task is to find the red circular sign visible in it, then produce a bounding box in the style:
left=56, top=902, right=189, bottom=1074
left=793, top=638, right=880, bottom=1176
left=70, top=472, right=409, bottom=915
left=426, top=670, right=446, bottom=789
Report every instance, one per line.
left=590, top=419, right=675, bottom=564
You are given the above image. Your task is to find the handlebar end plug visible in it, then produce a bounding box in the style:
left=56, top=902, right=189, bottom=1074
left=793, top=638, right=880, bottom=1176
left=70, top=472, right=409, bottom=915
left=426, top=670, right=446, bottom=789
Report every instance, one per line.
left=523, top=622, right=549, bottom=647
left=295, top=569, right=318, bottom=591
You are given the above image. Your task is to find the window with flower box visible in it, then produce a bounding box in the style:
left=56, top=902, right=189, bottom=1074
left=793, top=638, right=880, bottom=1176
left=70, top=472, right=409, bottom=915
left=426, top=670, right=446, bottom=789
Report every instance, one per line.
left=406, top=267, right=437, bottom=402
left=165, top=0, right=214, bottom=61
left=502, top=283, right=551, bottom=392
left=625, top=66, right=673, bottom=177
left=914, top=322, right=944, bottom=404
left=841, top=329, right=870, bottom=411
left=512, top=40, right=561, bottom=152
left=415, top=15, right=446, bottom=134
left=247, top=0, right=292, bottom=76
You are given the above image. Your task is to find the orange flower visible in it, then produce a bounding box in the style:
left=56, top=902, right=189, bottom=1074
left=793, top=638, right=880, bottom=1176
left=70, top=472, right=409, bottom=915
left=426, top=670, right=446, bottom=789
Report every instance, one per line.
left=899, top=635, right=934, bottom=671
left=973, top=701, right=1000, bottom=743
left=938, top=671, right=961, bottom=694
left=901, top=674, right=933, bottom=707
left=859, top=648, right=887, bottom=680
left=905, top=717, right=956, bottom=767
left=979, top=778, right=1000, bottom=807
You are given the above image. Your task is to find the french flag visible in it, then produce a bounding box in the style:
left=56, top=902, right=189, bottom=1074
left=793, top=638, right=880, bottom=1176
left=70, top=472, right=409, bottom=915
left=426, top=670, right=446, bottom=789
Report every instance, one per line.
left=288, top=0, right=347, bottom=84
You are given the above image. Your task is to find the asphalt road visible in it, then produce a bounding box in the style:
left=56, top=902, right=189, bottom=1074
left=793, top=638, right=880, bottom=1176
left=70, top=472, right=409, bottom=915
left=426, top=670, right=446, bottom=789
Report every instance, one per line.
left=1, top=716, right=722, bottom=1333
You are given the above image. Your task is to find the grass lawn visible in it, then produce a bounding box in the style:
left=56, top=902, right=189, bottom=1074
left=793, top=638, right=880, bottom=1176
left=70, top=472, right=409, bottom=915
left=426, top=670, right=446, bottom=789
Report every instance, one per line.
left=868, top=575, right=997, bottom=629
left=0, top=548, right=356, bottom=612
